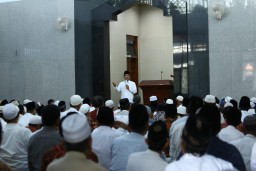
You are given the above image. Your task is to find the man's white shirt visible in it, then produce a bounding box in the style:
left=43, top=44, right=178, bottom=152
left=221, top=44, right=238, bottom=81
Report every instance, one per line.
left=115, top=80, right=137, bottom=103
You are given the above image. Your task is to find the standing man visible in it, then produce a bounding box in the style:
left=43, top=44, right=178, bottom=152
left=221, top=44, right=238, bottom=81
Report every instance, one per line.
left=112, top=71, right=137, bottom=103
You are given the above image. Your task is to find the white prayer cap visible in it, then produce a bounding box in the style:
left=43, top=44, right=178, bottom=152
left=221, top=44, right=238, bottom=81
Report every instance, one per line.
left=11, top=100, right=19, bottom=106
left=3, top=103, right=19, bottom=120
left=29, top=115, right=42, bottom=125
left=176, top=95, right=184, bottom=102
left=251, top=97, right=256, bottom=104
left=166, top=99, right=173, bottom=105
left=24, top=99, right=32, bottom=105
left=105, top=100, right=114, bottom=108
left=70, top=95, right=83, bottom=106
left=204, top=95, right=216, bottom=104
left=62, top=114, right=91, bottom=143
left=250, top=102, right=255, bottom=108
left=79, top=104, right=90, bottom=114
left=177, top=106, right=187, bottom=115
left=149, top=96, right=157, bottom=102
left=224, top=102, right=233, bottom=108
left=225, top=96, right=232, bottom=103
left=54, top=100, right=60, bottom=106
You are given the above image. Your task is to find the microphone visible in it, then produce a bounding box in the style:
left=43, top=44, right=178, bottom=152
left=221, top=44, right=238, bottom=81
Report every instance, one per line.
left=161, top=71, right=163, bottom=80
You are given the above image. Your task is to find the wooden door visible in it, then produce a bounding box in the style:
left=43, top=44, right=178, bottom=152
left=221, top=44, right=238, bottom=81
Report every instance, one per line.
left=126, top=35, right=138, bottom=86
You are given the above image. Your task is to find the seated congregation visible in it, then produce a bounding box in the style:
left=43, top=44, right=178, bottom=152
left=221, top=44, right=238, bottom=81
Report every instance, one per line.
left=0, top=94, right=256, bottom=171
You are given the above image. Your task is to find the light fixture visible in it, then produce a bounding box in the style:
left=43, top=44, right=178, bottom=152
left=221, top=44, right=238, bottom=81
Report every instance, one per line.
left=55, top=17, right=71, bottom=32
left=209, top=1, right=226, bottom=20
left=137, top=0, right=152, bottom=5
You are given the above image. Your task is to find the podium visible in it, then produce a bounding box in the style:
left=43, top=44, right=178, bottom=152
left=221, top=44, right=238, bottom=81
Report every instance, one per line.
left=138, top=80, right=174, bottom=105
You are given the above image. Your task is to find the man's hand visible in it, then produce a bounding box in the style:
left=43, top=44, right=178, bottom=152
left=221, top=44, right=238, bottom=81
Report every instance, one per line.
left=112, top=82, right=117, bottom=87
left=125, top=84, right=129, bottom=90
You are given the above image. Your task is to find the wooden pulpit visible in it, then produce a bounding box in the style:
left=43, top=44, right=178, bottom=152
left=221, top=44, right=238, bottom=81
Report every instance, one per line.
left=139, top=80, right=174, bottom=105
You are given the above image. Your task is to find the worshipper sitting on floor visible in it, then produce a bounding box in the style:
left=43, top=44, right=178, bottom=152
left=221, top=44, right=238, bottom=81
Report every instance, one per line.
left=164, top=102, right=178, bottom=157
left=87, top=95, right=104, bottom=130
left=218, top=106, right=244, bottom=142
left=165, top=116, right=236, bottom=171
left=0, top=103, right=32, bottom=171
left=204, top=95, right=216, bottom=106
left=239, top=96, right=251, bottom=122
left=18, top=104, right=25, bottom=116
left=149, top=96, right=158, bottom=114
left=114, top=98, right=130, bottom=125
left=127, top=120, right=168, bottom=171
left=60, top=95, right=84, bottom=118
left=248, top=102, right=256, bottom=115
left=177, top=105, right=187, bottom=117
left=83, top=97, right=95, bottom=112
left=0, top=99, right=9, bottom=106
left=9, top=100, right=19, bottom=107
left=105, top=100, right=115, bottom=110
left=251, top=142, right=256, bottom=171
left=169, top=96, right=203, bottom=162
left=131, top=95, right=141, bottom=109
left=36, top=104, right=44, bottom=116
left=0, top=107, right=7, bottom=128
left=165, top=102, right=178, bottom=131
left=0, top=121, right=13, bottom=171
left=26, top=115, right=42, bottom=132
left=110, top=104, right=149, bottom=171
left=47, top=99, right=55, bottom=105
left=46, top=113, right=106, bottom=171
left=197, top=104, right=246, bottom=171
left=79, top=104, right=90, bottom=116
left=28, top=105, right=62, bottom=171
left=18, top=101, right=37, bottom=127
left=41, top=112, right=98, bottom=171
left=145, top=105, right=154, bottom=125
left=231, top=115, right=256, bottom=171
left=58, top=101, right=66, bottom=113
left=92, top=106, right=119, bottom=170
left=230, top=99, right=238, bottom=109
left=176, top=95, right=183, bottom=106
left=133, top=95, right=141, bottom=105
left=153, top=102, right=166, bottom=121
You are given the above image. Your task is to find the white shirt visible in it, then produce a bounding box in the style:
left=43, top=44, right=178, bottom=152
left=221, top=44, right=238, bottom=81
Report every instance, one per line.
left=60, top=107, right=84, bottom=118
left=231, top=134, right=256, bottom=171
left=114, top=110, right=129, bottom=124
left=251, top=143, right=256, bottom=171
left=241, top=110, right=250, bottom=122
left=248, top=109, right=255, bottom=115
left=0, top=123, right=31, bottom=170
left=18, top=113, right=34, bottom=127
left=92, top=126, right=119, bottom=170
left=127, top=149, right=167, bottom=171
left=169, top=116, right=188, bottom=162
left=110, top=132, right=148, bottom=171
left=114, top=109, right=121, bottom=115
left=165, top=153, right=236, bottom=171
left=218, top=125, right=244, bottom=143
left=115, top=80, right=137, bottom=103
left=0, top=118, right=7, bottom=128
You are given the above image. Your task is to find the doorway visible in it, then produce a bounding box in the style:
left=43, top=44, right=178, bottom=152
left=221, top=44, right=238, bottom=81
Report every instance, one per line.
left=126, top=35, right=138, bottom=87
